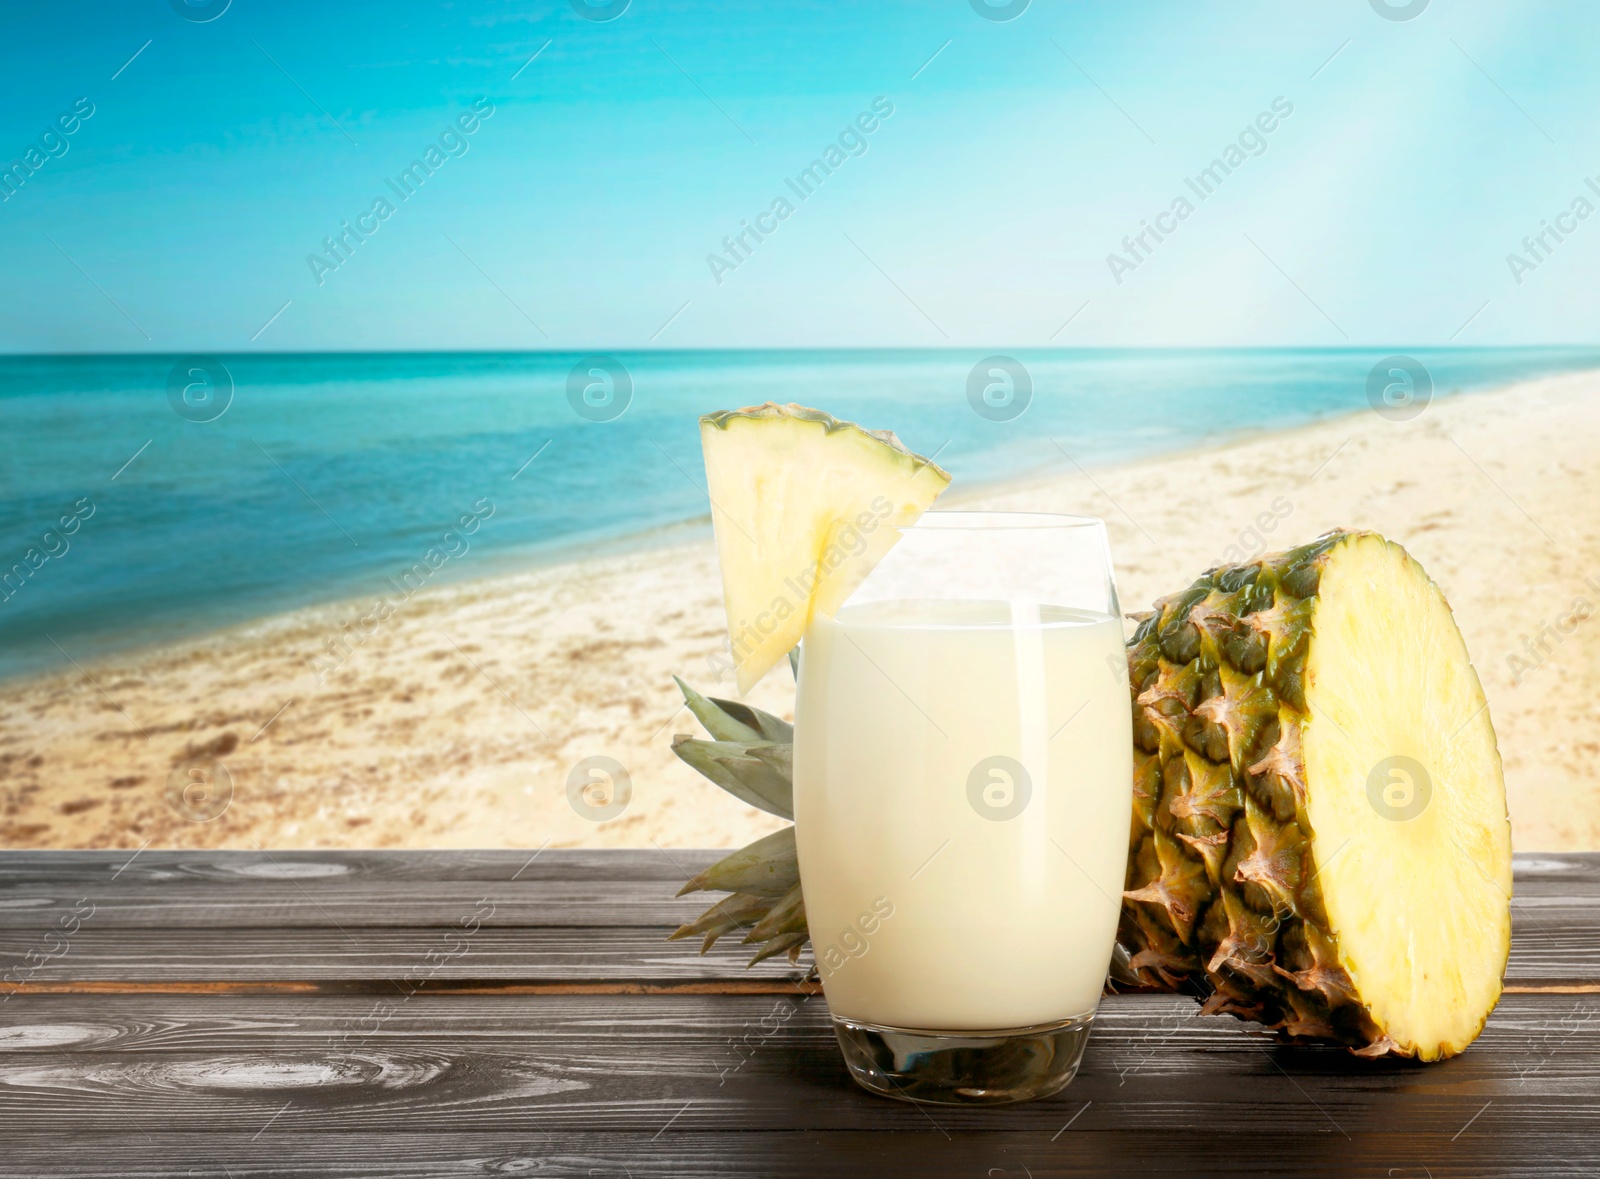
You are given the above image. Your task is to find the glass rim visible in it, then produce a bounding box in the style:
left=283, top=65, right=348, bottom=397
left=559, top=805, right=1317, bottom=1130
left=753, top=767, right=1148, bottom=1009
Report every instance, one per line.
left=900, top=510, right=1107, bottom=532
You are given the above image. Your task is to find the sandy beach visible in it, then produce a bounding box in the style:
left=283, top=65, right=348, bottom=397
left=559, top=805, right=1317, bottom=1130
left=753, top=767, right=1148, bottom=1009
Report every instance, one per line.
left=3, top=370, right=1597, bottom=853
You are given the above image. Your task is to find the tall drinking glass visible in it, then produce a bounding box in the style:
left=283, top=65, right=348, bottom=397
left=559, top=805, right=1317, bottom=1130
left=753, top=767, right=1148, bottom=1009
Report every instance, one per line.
left=794, top=512, right=1131, bottom=1105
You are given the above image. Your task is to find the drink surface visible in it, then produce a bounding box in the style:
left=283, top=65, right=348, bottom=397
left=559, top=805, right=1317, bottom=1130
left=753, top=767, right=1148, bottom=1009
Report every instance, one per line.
left=794, top=597, right=1134, bottom=1031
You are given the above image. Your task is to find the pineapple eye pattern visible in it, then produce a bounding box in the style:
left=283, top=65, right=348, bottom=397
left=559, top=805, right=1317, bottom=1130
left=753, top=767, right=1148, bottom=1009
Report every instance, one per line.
left=967, top=755, right=1032, bottom=821
left=565, top=355, right=632, bottom=422
left=965, top=355, right=1031, bottom=422
left=1365, top=354, right=1432, bottom=422
left=166, top=356, right=233, bottom=423
left=164, top=755, right=233, bottom=822
left=1366, top=755, right=1433, bottom=822
left=566, top=755, right=632, bottom=821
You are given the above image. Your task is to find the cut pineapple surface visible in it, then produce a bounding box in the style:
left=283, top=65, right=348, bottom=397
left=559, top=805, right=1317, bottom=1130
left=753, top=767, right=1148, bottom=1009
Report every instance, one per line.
left=1302, top=535, right=1511, bottom=1058
left=700, top=403, right=950, bottom=694
left=1121, top=530, right=1511, bottom=1060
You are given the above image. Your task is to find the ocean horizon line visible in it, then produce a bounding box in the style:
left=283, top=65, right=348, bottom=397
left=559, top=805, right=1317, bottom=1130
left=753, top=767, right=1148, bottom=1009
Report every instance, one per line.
left=5, top=343, right=1600, bottom=361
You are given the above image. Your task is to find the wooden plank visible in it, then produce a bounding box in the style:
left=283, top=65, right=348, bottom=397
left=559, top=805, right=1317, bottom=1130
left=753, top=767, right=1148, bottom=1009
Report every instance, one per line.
left=0, top=848, right=1588, bottom=884
left=0, top=852, right=1592, bottom=987
left=0, top=851, right=1589, bottom=931
left=0, top=1133, right=1587, bottom=1179
left=0, top=978, right=1588, bottom=996
left=0, top=849, right=723, bottom=929
left=0, top=880, right=733, bottom=930
left=0, top=851, right=1589, bottom=1177
left=0, top=1132, right=1587, bottom=1177
left=0, top=908, right=1590, bottom=986
left=0, top=916, right=1589, bottom=986
left=0, top=992, right=1593, bottom=1175
left=0, top=978, right=824, bottom=996
left=0, top=848, right=721, bottom=892
left=0, top=926, right=807, bottom=984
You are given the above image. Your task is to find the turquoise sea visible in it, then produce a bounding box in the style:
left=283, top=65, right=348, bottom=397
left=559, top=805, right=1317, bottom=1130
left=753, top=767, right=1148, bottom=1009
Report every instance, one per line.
left=1, top=347, right=1596, bottom=682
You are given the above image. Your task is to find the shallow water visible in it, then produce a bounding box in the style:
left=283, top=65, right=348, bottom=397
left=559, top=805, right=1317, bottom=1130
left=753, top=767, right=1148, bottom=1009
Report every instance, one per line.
left=1, top=346, right=1595, bottom=680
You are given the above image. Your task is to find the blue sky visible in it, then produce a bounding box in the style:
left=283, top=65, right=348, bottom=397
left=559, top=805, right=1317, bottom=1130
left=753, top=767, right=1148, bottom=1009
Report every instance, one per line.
left=2, top=0, right=1597, bottom=351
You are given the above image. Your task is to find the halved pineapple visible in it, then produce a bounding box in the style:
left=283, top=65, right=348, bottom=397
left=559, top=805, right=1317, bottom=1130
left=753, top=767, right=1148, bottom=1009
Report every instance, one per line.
left=700, top=403, right=950, bottom=693
left=1122, top=530, right=1511, bottom=1059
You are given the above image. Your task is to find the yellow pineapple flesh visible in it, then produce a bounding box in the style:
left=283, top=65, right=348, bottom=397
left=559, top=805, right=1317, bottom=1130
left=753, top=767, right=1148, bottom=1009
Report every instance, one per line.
left=700, top=402, right=950, bottom=694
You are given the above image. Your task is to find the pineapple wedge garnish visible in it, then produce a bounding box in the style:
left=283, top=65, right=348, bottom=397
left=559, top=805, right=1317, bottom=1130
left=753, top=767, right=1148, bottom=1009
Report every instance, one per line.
left=700, top=403, right=950, bottom=694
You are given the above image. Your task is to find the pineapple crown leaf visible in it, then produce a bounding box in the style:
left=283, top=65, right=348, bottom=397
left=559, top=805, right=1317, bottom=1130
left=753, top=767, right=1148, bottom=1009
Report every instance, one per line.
left=670, top=736, right=793, bottom=821
left=675, top=825, right=798, bottom=898
left=746, top=931, right=808, bottom=967
left=744, top=882, right=806, bottom=943
left=668, top=676, right=804, bottom=969
left=672, top=675, right=793, bottom=744
left=672, top=675, right=761, bottom=742
left=669, top=892, right=773, bottom=943
left=670, top=676, right=795, bottom=819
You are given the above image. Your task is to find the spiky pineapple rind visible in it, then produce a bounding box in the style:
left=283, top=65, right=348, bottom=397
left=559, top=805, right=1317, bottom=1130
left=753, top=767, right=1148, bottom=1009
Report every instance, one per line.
left=700, top=402, right=951, bottom=483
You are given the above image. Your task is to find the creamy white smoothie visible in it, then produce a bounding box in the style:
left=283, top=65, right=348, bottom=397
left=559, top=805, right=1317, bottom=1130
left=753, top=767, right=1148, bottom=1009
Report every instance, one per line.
left=794, top=597, right=1132, bottom=1031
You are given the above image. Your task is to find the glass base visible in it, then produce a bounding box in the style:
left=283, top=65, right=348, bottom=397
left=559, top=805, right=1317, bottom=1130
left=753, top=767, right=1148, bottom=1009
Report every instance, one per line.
left=831, top=1012, right=1094, bottom=1105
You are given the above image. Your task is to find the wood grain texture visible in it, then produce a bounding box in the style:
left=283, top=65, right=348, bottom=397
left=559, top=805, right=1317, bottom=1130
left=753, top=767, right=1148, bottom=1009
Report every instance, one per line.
left=0, top=849, right=1591, bottom=923
left=0, top=993, right=1594, bottom=1176
left=0, top=917, right=1592, bottom=986
left=0, top=849, right=724, bottom=928
left=0, top=850, right=1593, bottom=1176
left=0, top=851, right=1593, bottom=986
left=0, top=1135, right=1588, bottom=1179
left=0, top=926, right=809, bottom=984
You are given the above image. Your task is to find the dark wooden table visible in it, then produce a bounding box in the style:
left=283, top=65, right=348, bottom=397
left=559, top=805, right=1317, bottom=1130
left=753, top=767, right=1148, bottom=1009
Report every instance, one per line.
left=0, top=849, right=1595, bottom=1177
